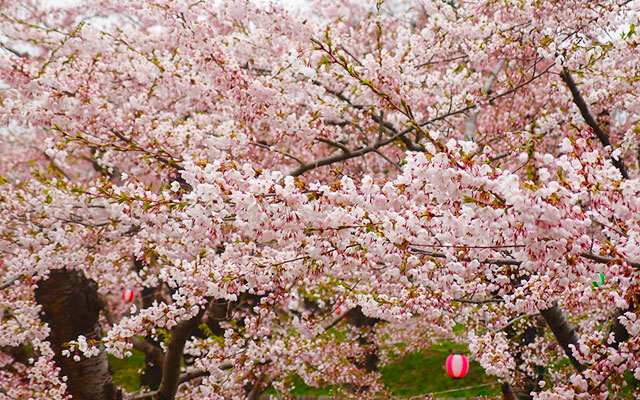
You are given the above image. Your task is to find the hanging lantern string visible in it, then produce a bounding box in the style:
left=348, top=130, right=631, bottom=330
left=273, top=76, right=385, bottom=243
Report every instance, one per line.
left=410, top=381, right=500, bottom=399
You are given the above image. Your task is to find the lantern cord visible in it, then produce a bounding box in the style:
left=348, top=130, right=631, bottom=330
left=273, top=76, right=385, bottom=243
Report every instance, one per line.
left=416, top=381, right=500, bottom=398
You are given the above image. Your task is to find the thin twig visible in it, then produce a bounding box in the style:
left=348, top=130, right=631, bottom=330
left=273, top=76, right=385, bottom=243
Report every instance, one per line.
left=338, top=45, right=363, bottom=67
left=411, top=249, right=521, bottom=266
left=411, top=243, right=524, bottom=249
left=251, top=142, right=305, bottom=165
left=296, top=62, right=553, bottom=176
left=125, top=366, right=227, bottom=400
left=493, top=313, right=538, bottom=332
left=373, top=149, right=402, bottom=171
left=0, top=43, right=27, bottom=57
left=416, top=54, right=469, bottom=68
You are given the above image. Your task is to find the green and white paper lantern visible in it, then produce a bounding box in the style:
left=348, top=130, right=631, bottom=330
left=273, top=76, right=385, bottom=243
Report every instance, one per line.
left=592, top=272, right=605, bottom=288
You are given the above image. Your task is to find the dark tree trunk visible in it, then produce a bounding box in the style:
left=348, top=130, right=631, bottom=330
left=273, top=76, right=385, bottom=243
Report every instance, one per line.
left=539, top=301, right=585, bottom=372
left=139, top=283, right=164, bottom=390
left=345, top=307, right=379, bottom=373
left=155, top=306, right=207, bottom=400
left=34, top=268, right=121, bottom=400
left=502, top=315, right=546, bottom=400
left=502, top=383, right=519, bottom=400
left=609, top=302, right=634, bottom=349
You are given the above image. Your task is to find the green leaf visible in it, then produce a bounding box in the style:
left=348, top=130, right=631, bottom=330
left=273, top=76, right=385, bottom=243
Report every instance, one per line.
left=361, top=79, right=375, bottom=88
left=318, top=55, right=331, bottom=68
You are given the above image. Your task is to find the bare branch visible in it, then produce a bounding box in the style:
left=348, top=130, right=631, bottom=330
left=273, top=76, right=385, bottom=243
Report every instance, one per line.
left=580, top=252, right=640, bottom=268
left=412, top=249, right=640, bottom=270
left=315, top=137, right=351, bottom=154
left=422, top=381, right=501, bottom=397
left=463, top=113, right=479, bottom=141
left=453, top=297, right=504, bottom=304
left=250, top=142, right=305, bottom=165
left=288, top=128, right=415, bottom=176
left=0, top=275, right=21, bottom=290
left=560, top=70, right=629, bottom=179
left=0, top=43, right=27, bottom=57
left=338, top=45, right=363, bottom=67
left=296, top=62, right=553, bottom=176
left=483, top=59, right=507, bottom=95
left=411, top=248, right=521, bottom=265
left=493, top=313, right=538, bottom=332
left=415, top=54, right=469, bottom=68
left=373, top=149, right=402, bottom=171
left=178, top=368, right=210, bottom=383
left=125, top=366, right=226, bottom=400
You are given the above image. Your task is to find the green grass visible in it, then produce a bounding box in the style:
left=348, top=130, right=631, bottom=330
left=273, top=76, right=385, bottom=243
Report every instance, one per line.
left=263, top=375, right=340, bottom=397
left=381, top=344, right=500, bottom=398
left=263, top=341, right=500, bottom=398
left=109, top=349, right=145, bottom=392
left=111, top=342, right=501, bottom=398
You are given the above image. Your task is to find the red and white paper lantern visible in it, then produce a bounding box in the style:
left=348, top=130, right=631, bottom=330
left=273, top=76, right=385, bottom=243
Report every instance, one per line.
left=446, top=354, right=469, bottom=378
left=334, top=306, right=349, bottom=320
left=122, top=289, right=135, bottom=303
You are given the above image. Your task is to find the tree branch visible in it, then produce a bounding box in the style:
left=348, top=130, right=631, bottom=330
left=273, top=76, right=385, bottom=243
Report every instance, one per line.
left=288, top=128, right=417, bottom=176
left=465, top=58, right=506, bottom=140
left=411, top=248, right=640, bottom=269
left=155, top=306, right=207, bottom=400
left=126, top=363, right=231, bottom=399
left=0, top=275, right=21, bottom=290
left=560, top=70, right=629, bottom=179
left=315, top=137, right=351, bottom=154
left=538, top=301, right=586, bottom=372
left=295, top=63, right=554, bottom=176
left=579, top=252, right=640, bottom=268
left=131, top=337, right=164, bottom=368
left=373, top=149, right=402, bottom=171
left=410, top=249, right=521, bottom=265
left=0, top=43, right=27, bottom=58
left=250, top=142, right=305, bottom=165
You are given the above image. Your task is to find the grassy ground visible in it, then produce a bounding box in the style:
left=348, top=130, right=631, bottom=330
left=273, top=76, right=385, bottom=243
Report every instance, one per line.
left=109, top=350, right=145, bottom=392
left=380, top=344, right=499, bottom=398
left=111, top=341, right=501, bottom=398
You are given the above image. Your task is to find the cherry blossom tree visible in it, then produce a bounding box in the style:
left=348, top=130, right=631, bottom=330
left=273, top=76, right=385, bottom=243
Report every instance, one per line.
left=1, top=0, right=639, bottom=399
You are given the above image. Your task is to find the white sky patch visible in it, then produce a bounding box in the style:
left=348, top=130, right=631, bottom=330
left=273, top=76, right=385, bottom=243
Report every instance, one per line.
left=36, top=0, right=310, bottom=9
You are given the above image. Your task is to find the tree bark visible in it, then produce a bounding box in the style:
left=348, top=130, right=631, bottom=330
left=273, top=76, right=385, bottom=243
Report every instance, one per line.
left=608, top=303, right=634, bottom=349
left=34, top=268, right=121, bottom=400
left=345, top=306, right=379, bottom=373
left=560, top=69, right=629, bottom=179
left=502, top=383, right=519, bottom=400
left=539, top=301, right=585, bottom=372
left=155, top=306, right=207, bottom=400
left=131, top=259, right=165, bottom=390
